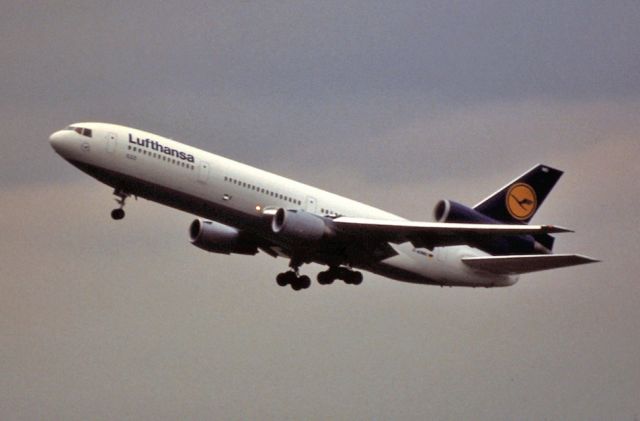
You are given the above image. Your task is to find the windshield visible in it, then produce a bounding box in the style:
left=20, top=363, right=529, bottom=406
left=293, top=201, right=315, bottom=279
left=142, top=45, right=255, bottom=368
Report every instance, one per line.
left=65, top=126, right=92, bottom=138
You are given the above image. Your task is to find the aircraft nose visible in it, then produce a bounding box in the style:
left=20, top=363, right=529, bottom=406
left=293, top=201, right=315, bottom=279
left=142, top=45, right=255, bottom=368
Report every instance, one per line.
left=49, top=130, right=68, bottom=152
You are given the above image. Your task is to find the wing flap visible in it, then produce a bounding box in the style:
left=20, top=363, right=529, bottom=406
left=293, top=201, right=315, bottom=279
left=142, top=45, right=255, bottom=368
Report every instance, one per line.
left=332, top=216, right=571, bottom=248
left=462, top=254, right=599, bottom=275
left=333, top=217, right=571, bottom=234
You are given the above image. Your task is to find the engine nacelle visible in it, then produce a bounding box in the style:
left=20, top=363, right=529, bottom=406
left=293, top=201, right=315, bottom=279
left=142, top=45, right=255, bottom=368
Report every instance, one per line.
left=271, top=208, right=334, bottom=244
left=434, top=199, right=499, bottom=224
left=189, top=219, right=258, bottom=255
left=434, top=199, right=536, bottom=255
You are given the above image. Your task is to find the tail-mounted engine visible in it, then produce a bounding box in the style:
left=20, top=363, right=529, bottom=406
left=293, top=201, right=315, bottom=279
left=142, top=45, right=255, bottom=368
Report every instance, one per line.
left=434, top=199, right=543, bottom=255
left=435, top=199, right=501, bottom=224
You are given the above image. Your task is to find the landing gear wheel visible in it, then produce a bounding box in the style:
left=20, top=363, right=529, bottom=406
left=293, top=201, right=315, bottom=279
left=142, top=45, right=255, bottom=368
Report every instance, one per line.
left=111, top=208, right=125, bottom=220
left=298, top=275, right=311, bottom=289
left=290, top=274, right=311, bottom=291
left=111, top=189, right=131, bottom=221
left=277, top=271, right=305, bottom=289
left=338, top=267, right=352, bottom=283
left=350, top=271, right=363, bottom=285
left=317, top=271, right=334, bottom=285
left=276, top=272, right=289, bottom=287
left=334, top=267, right=363, bottom=285
left=277, top=271, right=312, bottom=291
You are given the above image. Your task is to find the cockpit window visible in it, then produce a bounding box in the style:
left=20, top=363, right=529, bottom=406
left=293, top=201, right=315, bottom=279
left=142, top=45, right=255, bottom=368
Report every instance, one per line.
left=65, top=126, right=92, bottom=138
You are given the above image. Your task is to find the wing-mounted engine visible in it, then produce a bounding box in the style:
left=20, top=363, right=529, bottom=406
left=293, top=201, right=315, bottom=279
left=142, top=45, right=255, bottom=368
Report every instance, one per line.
left=271, top=208, right=335, bottom=245
left=189, top=219, right=258, bottom=255
left=434, top=199, right=541, bottom=255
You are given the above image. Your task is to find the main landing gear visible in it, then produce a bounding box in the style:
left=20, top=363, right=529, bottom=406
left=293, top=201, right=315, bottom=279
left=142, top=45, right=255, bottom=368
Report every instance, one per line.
left=276, top=263, right=363, bottom=291
left=276, top=259, right=311, bottom=290
left=110, top=189, right=130, bottom=220
left=317, top=266, right=363, bottom=286
left=276, top=271, right=312, bottom=291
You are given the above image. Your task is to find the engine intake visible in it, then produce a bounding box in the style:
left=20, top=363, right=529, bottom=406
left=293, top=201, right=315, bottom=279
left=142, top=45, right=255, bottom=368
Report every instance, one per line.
left=271, top=209, right=334, bottom=244
left=189, top=219, right=258, bottom=255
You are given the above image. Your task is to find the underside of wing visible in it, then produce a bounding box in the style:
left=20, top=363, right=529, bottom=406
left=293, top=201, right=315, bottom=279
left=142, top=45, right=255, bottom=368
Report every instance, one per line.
left=462, top=254, right=599, bottom=275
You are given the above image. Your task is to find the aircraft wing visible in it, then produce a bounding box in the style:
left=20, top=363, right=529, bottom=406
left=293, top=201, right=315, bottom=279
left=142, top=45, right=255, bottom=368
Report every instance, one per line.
left=461, top=254, right=599, bottom=275
left=331, top=216, right=571, bottom=249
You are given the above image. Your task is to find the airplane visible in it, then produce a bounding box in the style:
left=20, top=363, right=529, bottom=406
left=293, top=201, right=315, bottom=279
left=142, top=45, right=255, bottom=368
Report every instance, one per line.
left=49, top=122, right=598, bottom=290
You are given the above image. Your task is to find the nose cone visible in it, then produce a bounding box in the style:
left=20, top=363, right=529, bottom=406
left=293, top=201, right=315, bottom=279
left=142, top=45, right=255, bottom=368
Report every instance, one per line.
left=49, top=130, right=69, bottom=154
left=49, top=130, right=63, bottom=146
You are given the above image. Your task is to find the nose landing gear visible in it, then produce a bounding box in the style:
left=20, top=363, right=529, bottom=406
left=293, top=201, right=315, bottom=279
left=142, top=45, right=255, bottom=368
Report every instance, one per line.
left=110, top=189, right=130, bottom=220
left=111, top=208, right=125, bottom=220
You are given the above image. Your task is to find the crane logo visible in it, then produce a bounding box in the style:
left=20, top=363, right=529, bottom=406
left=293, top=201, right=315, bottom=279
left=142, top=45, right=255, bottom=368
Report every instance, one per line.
left=506, top=183, right=537, bottom=220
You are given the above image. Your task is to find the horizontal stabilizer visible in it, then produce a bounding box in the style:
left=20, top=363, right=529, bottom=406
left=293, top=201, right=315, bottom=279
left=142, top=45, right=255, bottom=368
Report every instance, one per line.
left=462, top=254, right=599, bottom=275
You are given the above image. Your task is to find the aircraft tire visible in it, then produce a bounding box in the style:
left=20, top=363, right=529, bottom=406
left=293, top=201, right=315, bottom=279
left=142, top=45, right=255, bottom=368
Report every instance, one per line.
left=276, top=272, right=289, bottom=287
left=111, top=208, right=125, bottom=220
left=350, top=271, right=363, bottom=285
left=317, top=271, right=333, bottom=285
left=299, top=275, right=311, bottom=289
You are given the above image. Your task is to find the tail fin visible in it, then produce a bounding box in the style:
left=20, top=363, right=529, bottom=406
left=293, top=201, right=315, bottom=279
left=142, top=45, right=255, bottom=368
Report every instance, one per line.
left=473, top=164, right=563, bottom=224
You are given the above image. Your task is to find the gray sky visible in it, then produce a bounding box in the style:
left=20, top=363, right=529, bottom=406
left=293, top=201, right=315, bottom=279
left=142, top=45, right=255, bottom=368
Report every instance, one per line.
left=2, top=1, right=639, bottom=419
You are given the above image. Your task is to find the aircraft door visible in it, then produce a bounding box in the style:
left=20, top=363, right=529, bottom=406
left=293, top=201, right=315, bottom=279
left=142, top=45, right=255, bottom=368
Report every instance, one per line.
left=197, top=161, right=209, bottom=183
left=105, top=132, right=117, bottom=153
left=305, top=196, right=317, bottom=213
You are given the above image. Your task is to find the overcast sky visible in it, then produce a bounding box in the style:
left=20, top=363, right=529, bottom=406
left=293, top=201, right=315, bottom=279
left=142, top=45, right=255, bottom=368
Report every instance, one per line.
left=2, top=1, right=639, bottom=419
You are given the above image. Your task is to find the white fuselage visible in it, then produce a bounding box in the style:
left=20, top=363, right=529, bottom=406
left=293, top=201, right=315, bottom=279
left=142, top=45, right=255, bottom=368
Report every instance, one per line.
left=50, top=122, right=516, bottom=287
